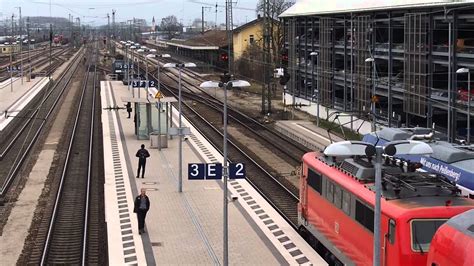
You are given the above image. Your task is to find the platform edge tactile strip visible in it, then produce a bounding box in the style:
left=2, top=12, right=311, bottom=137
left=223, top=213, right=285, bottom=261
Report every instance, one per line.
left=101, top=81, right=146, bottom=265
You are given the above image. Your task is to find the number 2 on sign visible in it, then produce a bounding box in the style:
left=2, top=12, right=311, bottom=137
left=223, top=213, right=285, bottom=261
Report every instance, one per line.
left=235, top=163, right=244, bottom=176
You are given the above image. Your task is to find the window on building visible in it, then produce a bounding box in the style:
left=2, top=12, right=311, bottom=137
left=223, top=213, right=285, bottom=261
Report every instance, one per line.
left=307, top=168, right=322, bottom=194
left=249, top=35, right=254, bottom=44
left=355, top=200, right=374, bottom=232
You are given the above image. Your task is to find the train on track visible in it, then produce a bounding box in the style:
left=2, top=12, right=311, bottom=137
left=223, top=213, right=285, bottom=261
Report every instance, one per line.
left=363, top=127, right=474, bottom=198
left=427, top=209, right=474, bottom=265
left=299, top=145, right=474, bottom=265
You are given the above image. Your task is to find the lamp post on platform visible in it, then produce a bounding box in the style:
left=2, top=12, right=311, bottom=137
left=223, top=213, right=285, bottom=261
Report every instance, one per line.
left=163, top=62, right=196, bottom=193
left=456, top=67, right=471, bottom=144
left=125, top=43, right=131, bottom=91
left=200, top=73, right=251, bottom=266
left=324, top=140, right=433, bottom=266
left=136, top=48, right=144, bottom=98
left=129, top=45, right=136, bottom=97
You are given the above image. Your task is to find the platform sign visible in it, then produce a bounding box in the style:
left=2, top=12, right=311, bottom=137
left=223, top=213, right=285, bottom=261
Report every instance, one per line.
left=188, top=163, right=222, bottom=180
left=229, top=163, right=246, bottom=179
left=6, top=66, right=21, bottom=72
left=188, top=163, right=245, bottom=180
left=154, top=90, right=163, bottom=99
left=132, top=80, right=156, bottom=88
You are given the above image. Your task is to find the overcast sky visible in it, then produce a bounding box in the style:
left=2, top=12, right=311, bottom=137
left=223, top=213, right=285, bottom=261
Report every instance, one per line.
left=0, top=0, right=260, bottom=27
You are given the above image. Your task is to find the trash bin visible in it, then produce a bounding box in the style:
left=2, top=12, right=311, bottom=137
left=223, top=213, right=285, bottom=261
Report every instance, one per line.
left=150, top=132, right=168, bottom=149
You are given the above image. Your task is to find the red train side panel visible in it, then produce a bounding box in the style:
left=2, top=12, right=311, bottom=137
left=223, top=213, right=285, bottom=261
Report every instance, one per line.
left=427, top=209, right=474, bottom=266
left=300, top=152, right=474, bottom=266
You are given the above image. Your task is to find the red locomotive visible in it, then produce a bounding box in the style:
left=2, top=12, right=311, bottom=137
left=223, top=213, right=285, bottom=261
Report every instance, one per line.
left=299, top=151, right=474, bottom=265
left=427, top=209, right=474, bottom=266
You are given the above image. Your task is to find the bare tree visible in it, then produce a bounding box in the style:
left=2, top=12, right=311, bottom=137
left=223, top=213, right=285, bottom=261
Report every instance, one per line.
left=256, top=0, right=294, bottom=67
left=160, top=15, right=182, bottom=39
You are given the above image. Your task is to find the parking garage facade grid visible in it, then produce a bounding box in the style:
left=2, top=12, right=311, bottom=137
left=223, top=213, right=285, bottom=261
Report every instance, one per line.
left=281, top=1, right=474, bottom=141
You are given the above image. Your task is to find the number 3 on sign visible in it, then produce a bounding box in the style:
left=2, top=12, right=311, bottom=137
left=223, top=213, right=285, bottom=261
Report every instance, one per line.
left=188, top=163, right=205, bottom=180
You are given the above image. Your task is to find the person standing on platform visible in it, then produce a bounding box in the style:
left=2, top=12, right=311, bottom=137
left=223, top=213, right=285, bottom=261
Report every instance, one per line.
left=125, top=102, right=132, bottom=118
left=136, top=144, right=150, bottom=178
left=134, top=188, right=150, bottom=234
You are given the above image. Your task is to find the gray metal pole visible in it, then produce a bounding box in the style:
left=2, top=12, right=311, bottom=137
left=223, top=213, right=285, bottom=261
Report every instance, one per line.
left=126, top=47, right=130, bottom=91
left=157, top=60, right=162, bottom=150
left=10, top=14, right=13, bottom=92
left=145, top=57, right=149, bottom=99
left=158, top=100, right=162, bottom=151
left=372, top=61, right=376, bottom=132
left=138, top=55, right=141, bottom=98
left=373, top=147, right=382, bottom=266
left=223, top=82, right=229, bottom=266
left=316, top=56, right=320, bottom=127
left=19, top=7, right=23, bottom=85
left=448, top=21, right=452, bottom=141
left=27, top=16, right=31, bottom=79
left=178, top=67, right=183, bottom=193
left=468, top=72, right=471, bottom=144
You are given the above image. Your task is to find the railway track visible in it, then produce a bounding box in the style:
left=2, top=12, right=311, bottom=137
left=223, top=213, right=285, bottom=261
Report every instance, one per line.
left=143, top=62, right=307, bottom=227
left=0, top=47, right=69, bottom=82
left=24, top=43, right=105, bottom=264
left=0, top=47, right=82, bottom=200
left=118, top=44, right=307, bottom=226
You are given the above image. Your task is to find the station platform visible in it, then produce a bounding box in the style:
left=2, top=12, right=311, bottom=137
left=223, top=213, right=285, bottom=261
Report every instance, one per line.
left=0, top=51, right=79, bottom=132
left=101, top=80, right=327, bottom=265
left=0, top=77, right=50, bottom=131
left=274, top=120, right=344, bottom=151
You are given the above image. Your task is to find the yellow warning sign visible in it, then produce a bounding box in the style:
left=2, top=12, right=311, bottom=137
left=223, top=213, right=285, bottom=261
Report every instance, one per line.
left=155, top=91, right=163, bottom=99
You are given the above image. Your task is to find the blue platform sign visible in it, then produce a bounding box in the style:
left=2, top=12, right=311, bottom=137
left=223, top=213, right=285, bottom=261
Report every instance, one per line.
left=132, top=80, right=156, bottom=88
left=188, top=163, right=223, bottom=180
left=229, top=163, right=246, bottom=179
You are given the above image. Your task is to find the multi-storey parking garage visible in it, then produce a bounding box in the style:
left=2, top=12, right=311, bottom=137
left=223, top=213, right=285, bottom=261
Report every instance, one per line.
left=280, top=0, right=474, bottom=142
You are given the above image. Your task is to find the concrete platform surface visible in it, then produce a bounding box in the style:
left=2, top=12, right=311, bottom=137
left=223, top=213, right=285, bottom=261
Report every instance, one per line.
left=102, top=80, right=327, bottom=265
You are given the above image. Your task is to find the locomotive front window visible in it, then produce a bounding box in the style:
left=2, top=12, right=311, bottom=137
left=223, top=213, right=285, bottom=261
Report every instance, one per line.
left=410, top=219, right=447, bottom=252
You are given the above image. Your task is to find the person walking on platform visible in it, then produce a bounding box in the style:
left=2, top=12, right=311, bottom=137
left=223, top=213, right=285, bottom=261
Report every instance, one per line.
left=125, top=102, right=132, bottom=118
left=136, top=144, right=150, bottom=178
left=134, top=188, right=150, bottom=234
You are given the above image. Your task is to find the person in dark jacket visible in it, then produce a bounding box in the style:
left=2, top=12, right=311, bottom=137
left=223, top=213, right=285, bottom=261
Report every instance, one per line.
left=136, top=144, right=150, bottom=178
left=133, top=188, right=150, bottom=234
left=125, top=102, right=132, bottom=118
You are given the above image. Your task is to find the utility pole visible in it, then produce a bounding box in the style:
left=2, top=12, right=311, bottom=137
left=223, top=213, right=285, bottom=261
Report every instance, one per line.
left=262, top=0, right=271, bottom=114
left=10, top=13, right=14, bottom=92
left=14, top=7, right=23, bottom=84
left=112, top=10, right=116, bottom=39
left=49, top=23, right=52, bottom=82
left=27, top=16, right=31, bottom=79
left=201, top=7, right=211, bottom=34
left=107, top=13, right=110, bottom=49
left=223, top=1, right=234, bottom=264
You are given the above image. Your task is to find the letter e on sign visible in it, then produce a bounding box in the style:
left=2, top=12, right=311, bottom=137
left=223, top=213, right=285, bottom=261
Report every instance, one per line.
left=188, top=163, right=205, bottom=180
left=206, top=163, right=222, bottom=179
left=229, top=163, right=245, bottom=179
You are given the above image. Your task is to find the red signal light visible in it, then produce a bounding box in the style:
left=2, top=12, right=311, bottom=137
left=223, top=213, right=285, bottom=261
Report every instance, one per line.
left=220, top=53, right=228, bottom=61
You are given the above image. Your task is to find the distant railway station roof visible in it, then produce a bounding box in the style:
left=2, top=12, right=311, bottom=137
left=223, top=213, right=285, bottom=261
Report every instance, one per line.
left=158, top=30, right=228, bottom=50
left=280, top=0, right=474, bottom=17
